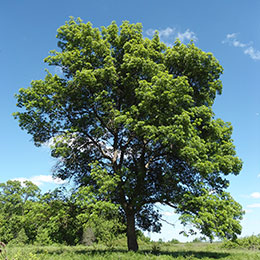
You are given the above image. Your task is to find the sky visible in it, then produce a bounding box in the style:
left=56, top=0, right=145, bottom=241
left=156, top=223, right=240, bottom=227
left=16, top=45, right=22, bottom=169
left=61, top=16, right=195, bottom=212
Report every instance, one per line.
left=1, top=0, right=260, bottom=242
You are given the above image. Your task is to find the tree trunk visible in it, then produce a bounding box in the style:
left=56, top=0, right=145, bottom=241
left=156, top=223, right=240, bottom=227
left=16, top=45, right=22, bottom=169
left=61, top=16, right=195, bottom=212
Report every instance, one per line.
left=126, top=209, right=138, bottom=251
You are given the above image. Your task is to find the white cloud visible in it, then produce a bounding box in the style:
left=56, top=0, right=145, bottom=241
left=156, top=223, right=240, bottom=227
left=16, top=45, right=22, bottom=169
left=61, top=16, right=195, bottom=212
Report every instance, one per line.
left=247, top=203, right=260, bottom=208
left=244, top=46, right=260, bottom=60
left=158, top=27, right=175, bottom=38
left=146, top=27, right=197, bottom=45
left=223, top=33, right=260, bottom=60
left=250, top=192, right=260, bottom=199
left=177, top=29, right=198, bottom=43
left=226, top=33, right=236, bottom=39
left=12, top=175, right=66, bottom=187
left=146, top=27, right=175, bottom=38
left=233, top=41, right=247, bottom=48
left=245, top=209, right=253, bottom=214
left=223, top=33, right=247, bottom=48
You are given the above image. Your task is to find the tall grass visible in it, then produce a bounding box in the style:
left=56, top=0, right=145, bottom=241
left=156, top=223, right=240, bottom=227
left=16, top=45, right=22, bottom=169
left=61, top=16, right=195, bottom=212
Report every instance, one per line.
left=2, top=237, right=260, bottom=259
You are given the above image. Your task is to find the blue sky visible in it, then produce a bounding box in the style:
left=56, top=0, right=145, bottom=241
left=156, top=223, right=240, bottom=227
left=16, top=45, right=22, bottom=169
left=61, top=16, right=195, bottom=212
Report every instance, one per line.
left=1, top=0, right=260, bottom=242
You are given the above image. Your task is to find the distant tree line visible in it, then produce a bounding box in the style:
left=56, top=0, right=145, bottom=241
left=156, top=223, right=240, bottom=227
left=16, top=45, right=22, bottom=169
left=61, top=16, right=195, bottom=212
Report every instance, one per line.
left=0, top=180, right=124, bottom=246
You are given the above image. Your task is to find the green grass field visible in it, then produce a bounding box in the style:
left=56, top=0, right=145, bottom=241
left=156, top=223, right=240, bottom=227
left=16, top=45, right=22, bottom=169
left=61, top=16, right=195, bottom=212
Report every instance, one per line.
left=2, top=242, right=260, bottom=260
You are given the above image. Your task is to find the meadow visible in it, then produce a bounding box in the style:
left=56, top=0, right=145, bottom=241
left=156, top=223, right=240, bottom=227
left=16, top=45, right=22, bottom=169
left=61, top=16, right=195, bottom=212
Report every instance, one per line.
left=2, top=241, right=260, bottom=260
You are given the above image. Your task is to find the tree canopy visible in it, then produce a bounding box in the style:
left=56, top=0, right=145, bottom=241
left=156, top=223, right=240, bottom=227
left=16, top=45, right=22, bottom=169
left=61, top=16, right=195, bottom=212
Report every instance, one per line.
left=14, top=18, right=243, bottom=251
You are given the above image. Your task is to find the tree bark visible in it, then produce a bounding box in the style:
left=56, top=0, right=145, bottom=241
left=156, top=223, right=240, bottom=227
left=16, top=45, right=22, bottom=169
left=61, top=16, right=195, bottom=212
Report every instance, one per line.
left=126, top=209, right=138, bottom=251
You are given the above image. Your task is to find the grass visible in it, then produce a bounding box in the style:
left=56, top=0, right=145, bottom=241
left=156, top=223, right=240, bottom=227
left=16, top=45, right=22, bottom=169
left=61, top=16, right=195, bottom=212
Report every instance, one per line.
left=2, top=242, right=260, bottom=259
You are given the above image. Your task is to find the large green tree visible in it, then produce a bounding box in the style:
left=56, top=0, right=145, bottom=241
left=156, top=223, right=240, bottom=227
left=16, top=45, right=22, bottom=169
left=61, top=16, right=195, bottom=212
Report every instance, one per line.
left=14, top=18, right=243, bottom=251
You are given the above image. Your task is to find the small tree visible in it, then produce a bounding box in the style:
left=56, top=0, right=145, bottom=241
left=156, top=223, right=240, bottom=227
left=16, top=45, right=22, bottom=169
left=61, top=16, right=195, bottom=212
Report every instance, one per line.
left=34, top=227, right=52, bottom=246
left=74, top=177, right=125, bottom=248
left=9, top=228, right=29, bottom=246
left=14, top=18, right=243, bottom=251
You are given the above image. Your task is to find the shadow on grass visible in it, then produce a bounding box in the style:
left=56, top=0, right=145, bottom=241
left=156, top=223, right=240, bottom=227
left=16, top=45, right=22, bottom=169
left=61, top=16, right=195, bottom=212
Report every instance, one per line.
left=34, top=248, right=230, bottom=259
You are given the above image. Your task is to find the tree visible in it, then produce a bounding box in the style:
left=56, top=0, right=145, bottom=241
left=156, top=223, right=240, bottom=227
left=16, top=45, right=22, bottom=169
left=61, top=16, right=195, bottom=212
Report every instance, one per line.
left=177, top=190, right=243, bottom=242
left=0, top=180, right=40, bottom=243
left=0, top=181, right=83, bottom=245
left=73, top=178, right=125, bottom=247
left=14, top=18, right=243, bottom=251
left=38, top=187, right=82, bottom=245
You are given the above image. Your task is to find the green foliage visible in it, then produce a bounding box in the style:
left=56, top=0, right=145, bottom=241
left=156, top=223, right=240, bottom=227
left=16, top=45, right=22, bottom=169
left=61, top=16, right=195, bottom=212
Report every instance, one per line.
left=0, top=180, right=40, bottom=244
left=35, top=187, right=83, bottom=245
left=222, top=235, right=260, bottom=250
left=86, top=218, right=122, bottom=248
left=14, top=17, right=243, bottom=250
left=9, top=250, right=40, bottom=260
left=169, top=238, right=180, bottom=244
left=178, top=190, right=244, bottom=241
left=151, top=242, right=161, bottom=253
left=0, top=181, right=82, bottom=245
left=191, top=238, right=203, bottom=243
left=8, top=228, right=29, bottom=246
left=0, top=181, right=119, bottom=248
left=74, top=180, right=125, bottom=248
left=0, top=179, right=128, bottom=247
left=34, top=227, right=52, bottom=246
left=136, top=230, right=151, bottom=243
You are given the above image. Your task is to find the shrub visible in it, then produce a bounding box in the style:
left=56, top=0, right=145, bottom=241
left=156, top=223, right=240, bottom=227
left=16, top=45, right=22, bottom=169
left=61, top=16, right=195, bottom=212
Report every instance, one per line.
left=222, top=235, right=260, bottom=250
left=136, top=230, right=151, bottom=243
left=151, top=242, right=161, bottom=252
left=34, top=227, right=52, bottom=246
left=192, top=238, right=203, bottom=243
left=169, top=238, right=180, bottom=244
left=8, top=228, right=28, bottom=246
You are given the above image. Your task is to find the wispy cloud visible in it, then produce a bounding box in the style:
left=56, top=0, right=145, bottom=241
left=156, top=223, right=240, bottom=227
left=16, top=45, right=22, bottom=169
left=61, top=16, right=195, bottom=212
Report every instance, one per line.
left=223, top=33, right=260, bottom=60
left=223, top=33, right=247, bottom=48
left=146, top=27, right=176, bottom=38
left=146, top=27, right=175, bottom=38
left=146, top=27, right=197, bottom=45
left=244, top=46, right=260, bottom=60
left=247, top=203, right=260, bottom=208
left=177, top=29, right=198, bottom=43
left=12, top=175, right=66, bottom=187
left=250, top=192, right=260, bottom=199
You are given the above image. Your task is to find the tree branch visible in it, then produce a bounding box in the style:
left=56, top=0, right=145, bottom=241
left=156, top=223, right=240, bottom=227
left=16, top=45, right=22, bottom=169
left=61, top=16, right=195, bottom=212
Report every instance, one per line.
left=85, top=133, right=113, bottom=162
left=93, top=108, right=115, bottom=135
left=160, top=217, right=175, bottom=227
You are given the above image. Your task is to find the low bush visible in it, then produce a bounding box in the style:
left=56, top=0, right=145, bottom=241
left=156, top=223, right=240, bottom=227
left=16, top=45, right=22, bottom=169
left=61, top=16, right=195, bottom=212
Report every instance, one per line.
left=222, top=235, right=260, bottom=250
left=169, top=238, right=180, bottom=244
left=8, top=228, right=29, bottom=246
